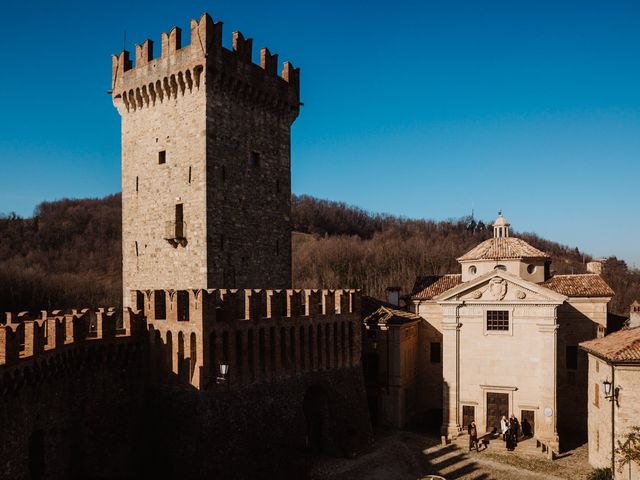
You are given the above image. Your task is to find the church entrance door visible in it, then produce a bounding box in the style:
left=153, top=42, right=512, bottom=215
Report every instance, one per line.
left=486, top=392, right=509, bottom=434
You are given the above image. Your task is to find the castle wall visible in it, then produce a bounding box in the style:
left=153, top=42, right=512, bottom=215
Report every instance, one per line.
left=139, top=288, right=372, bottom=477
left=0, top=310, right=147, bottom=480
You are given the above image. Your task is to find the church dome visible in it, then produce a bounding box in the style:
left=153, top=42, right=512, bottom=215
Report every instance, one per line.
left=457, top=236, right=550, bottom=262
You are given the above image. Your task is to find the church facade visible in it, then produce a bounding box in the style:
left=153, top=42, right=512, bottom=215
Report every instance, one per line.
left=408, top=214, right=614, bottom=453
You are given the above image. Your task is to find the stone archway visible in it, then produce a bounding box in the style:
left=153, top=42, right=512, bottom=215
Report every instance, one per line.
left=303, top=385, right=330, bottom=453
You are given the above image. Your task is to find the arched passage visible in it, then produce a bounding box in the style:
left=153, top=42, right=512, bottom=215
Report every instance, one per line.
left=303, top=385, right=330, bottom=453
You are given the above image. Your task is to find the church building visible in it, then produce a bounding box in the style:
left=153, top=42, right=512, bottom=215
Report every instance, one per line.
left=407, top=214, right=614, bottom=454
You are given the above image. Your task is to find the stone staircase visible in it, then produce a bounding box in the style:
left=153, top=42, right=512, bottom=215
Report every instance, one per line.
left=452, top=432, right=544, bottom=457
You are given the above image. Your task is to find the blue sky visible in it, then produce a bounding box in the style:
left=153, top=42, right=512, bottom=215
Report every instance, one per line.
left=0, top=1, right=638, bottom=266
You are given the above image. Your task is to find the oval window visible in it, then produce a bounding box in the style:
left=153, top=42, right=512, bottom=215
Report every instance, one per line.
left=494, top=265, right=507, bottom=271
left=468, top=265, right=477, bottom=275
left=527, top=264, right=536, bottom=274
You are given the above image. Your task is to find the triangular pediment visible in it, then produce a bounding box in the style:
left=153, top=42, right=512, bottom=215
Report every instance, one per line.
left=433, top=270, right=568, bottom=304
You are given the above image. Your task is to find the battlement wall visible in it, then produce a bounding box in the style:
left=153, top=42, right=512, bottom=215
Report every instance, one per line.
left=136, top=288, right=362, bottom=389
left=0, top=308, right=144, bottom=368
left=111, top=13, right=299, bottom=116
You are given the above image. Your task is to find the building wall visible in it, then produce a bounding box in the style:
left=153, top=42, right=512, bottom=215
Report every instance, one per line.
left=557, top=298, right=609, bottom=438
left=613, top=365, right=640, bottom=480
left=460, top=258, right=546, bottom=283
left=454, top=302, right=558, bottom=442
left=414, top=301, right=444, bottom=416
left=586, top=355, right=640, bottom=480
left=587, top=353, right=614, bottom=472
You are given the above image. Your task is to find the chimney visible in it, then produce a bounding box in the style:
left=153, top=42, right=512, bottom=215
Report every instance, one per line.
left=630, top=301, right=640, bottom=329
left=386, top=287, right=401, bottom=307
left=586, top=261, right=604, bottom=275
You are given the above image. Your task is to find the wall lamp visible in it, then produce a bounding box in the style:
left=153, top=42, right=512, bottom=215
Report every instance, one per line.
left=216, top=361, right=229, bottom=384
left=603, top=379, right=621, bottom=402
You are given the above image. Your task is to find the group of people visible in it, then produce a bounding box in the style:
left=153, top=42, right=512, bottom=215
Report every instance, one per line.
left=467, top=414, right=533, bottom=453
left=501, top=414, right=533, bottom=451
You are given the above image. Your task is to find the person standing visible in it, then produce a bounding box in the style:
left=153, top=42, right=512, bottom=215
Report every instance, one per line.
left=468, top=421, right=479, bottom=452
left=500, top=416, right=508, bottom=441
left=506, top=417, right=516, bottom=451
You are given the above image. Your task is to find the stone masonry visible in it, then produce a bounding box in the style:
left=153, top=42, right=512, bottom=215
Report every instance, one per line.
left=112, top=14, right=300, bottom=307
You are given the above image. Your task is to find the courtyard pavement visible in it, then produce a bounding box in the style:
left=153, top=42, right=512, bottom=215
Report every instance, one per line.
left=309, top=431, right=594, bottom=480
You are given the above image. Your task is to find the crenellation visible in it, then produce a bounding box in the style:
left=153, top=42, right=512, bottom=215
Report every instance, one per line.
left=308, top=290, right=323, bottom=316
left=161, top=27, right=182, bottom=58
left=139, top=289, right=361, bottom=388
left=269, top=289, right=287, bottom=319
left=232, top=31, right=253, bottom=63
left=135, top=39, right=153, bottom=67
left=288, top=289, right=305, bottom=317
left=248, top=289, right=268, bottom=320
left=260, top=47, right=278, bottom=75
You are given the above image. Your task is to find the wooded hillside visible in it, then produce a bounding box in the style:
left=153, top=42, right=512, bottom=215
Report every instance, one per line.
left=0, top=194, right=637, bottom=315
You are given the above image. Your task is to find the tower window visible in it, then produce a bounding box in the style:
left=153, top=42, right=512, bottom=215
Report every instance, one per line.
left=566, top=346, right=578, bottom=370
left=527, top=264, right=536, bottom=274
left=188, top=166, right=192, bottom=184
left=430, top=342, right=441, bottom=363
left=174, top=204, right=185, bottom=239
left=159, top=150, right=166, bottom=164
left=135, top=176, right=139, bottom=192
left=249, top=151, right=260, bottom=168
left=487, top=310, right=509, bottom=331
left=468, top=265, right=477, bottom=275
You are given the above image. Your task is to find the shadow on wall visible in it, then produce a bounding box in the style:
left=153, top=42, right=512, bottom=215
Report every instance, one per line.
left=139, top=331, right=371, bottom=480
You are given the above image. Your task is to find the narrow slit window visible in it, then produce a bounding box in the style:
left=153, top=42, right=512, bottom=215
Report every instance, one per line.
left=135, top=176, right=139, bottom=192
left=175, top=204, right=184, bottom=239
left=188, top=166, right=192, bottom=184
left=135, top=241, right=139, bottom=257
left=249, top=151, right=260, bottom=168
left=159, top=150, right=166, bottom=164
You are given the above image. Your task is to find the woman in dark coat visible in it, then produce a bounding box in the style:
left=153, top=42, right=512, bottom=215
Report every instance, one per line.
left=506, top=419, right=517, bottom=451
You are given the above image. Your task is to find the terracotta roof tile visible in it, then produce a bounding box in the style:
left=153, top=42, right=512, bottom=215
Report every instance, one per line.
left=363, top=306, right=420, bottom=327
left=580, top=327, right=640, bottom=362
left=457, top=237, right=549, bottom=261
left=541, top=274, right=614, bottom=298
left=410, top=274, right=463, bottom=300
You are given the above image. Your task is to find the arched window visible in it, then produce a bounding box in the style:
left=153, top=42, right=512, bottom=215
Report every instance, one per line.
left=495, top=265, right=507, bottom=271
left=299, top=326, right=306, bottom=370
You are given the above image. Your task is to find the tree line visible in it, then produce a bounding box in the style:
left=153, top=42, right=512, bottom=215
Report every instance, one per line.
left=0, top=194, right=637, bottom=316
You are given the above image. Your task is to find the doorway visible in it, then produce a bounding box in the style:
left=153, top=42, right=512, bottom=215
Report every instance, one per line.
left=521, top=410, right=535, bottom=437
left=462, top=405, right=475, bottom=430
left=486, top=392, right=509, bottom=433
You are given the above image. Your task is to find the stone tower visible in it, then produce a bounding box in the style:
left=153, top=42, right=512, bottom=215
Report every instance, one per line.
left=111, top=14, right=300, bottom=306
